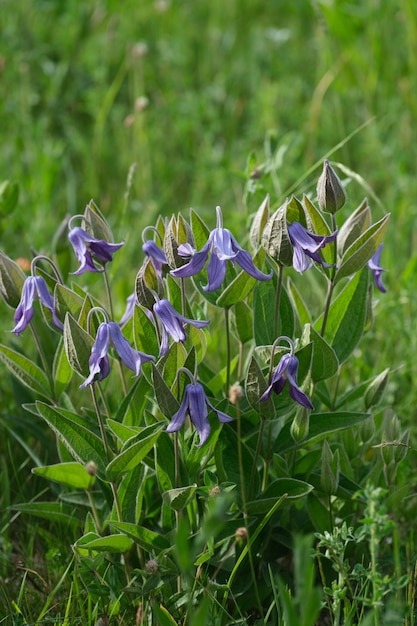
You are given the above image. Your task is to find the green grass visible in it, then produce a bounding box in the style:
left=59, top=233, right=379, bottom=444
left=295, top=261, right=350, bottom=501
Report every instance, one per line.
left=1, top=0, right=417, bottom=623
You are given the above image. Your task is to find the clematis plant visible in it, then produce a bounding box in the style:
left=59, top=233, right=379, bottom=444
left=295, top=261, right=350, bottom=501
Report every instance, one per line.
left=287, top=222, right=337, bottom=274
left=68, top=216, right=124, bottom=275
left=152, top=298, right=209, bottom=356
left=171, top=206, right=272, bottom=291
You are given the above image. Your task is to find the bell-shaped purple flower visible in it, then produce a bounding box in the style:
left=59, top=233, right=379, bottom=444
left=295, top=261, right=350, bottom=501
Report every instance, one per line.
left=171, top=206, right=272, bottom=291
left=367, top=244, right=386, bottom=293
left=166, top=381, right=233, bottom=446
left=260, top=353, right=313, bottom=409
left=287, top=222, right=337, bottom=273
left=80, top=321, right=155, bottom=388
left=68, top=226, right=124, bottom=275
left=153, top=299, right=209, bottom=356
left=142, top=240, right=167, bottom=275
left=12, top=275, right=63, bottom=335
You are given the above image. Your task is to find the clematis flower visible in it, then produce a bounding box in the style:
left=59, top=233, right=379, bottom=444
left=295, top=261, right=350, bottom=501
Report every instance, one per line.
left=68, top=226, right=124, bottom=275
left=260, top=352, right=313, bottom=409
left=142, top=240, right=167, bottom=275
left=367, top=244, right=386, bottom=293
left=80, top=321, right=155, bottom=388
left=153, top=299, right=209, bottom=356
left=12, top=275, right=63, bottom=335
left=287, top=222, right=337, bottom=273
left=170, top=206, right=272, bottom=291
left=166, top=381, right=233, bottom=446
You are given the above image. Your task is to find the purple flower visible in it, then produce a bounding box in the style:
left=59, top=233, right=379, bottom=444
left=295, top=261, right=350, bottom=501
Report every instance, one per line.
left=119, top=293, right=138, bottom=327
left=142, top=240, right=167, bottom=275
left=287, top=222, right=337, bottom=273
left=68, top=226, right=124, bottom=275
left=12, top=276, right=63, bottom=335
left=367, top=244, right=386, bottom=293
left=171, top=206, right=272, bottom=291
left=80, top=321, right=155, bottom=388
left=260, top=353, right=313, bottom=409
left=166, top=381, right=233, bottom=446
left=153, top=299, right=209, bottom=356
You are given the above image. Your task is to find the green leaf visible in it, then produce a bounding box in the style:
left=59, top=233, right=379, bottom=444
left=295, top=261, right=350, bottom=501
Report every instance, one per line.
left=162, top=484, right=197, bottom=511
left=152, top=364, right=180, bottom=418
left=276, top=411, right=371, bottom=453
left=34, top=401, right=107, bottom=471
left=253, top=276, right=294, bottom=346
left=233, top=301, right=253, bottom=344
left=246, top=478, right=314, bottom=514
left=317, top=268, right=369, bottom=362
left=0, top=250, right=25, bottom=308
left=287, top=278, right=311, bottom=328
left=63, top=313, right=93, bottom=378
left=106, top=423, right=164, bottom=481
left=216, top=248, right=268, bottom=307
left=74, top=533, right=133, bottom=553
left=158, top=342, right=187, bottom=388
left=33, top=461, right=95, bottom=490
left=335, top=214, right=390, bottom=282
left=54, top=283, right=85, bottom=323
left=133, top=304, right=159, bottom=357
left=109, top=521, right=170, bottom=551
left=337, top=199, right=371, bottom=254
left=0, top=344, right=51, bottom=398
left=117, top=464, right=146, bottom=524
left=52, top=337, right=73, bottom=397
left=190, top=208, right=210, bottom=249
left=301, top=324, right=339, bottom=382
left=245, top=356, right=275, bottom=419
left=9, top=502, right=82, bottom=527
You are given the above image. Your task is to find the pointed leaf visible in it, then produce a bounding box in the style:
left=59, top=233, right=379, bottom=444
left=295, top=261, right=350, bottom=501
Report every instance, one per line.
left=106, top=423, right=164, bottom=481
left=133, top=304, right=159, bottom=357
left=109, top=521, right=170, bottom=551
left=301, top=324, right=339, bottom=382
left=53, top=337, right=73, bottom=397
left=152, top=363, right=180, bottom=417
left=246, top=478, right=314, bottom=514
left=33, top=462, right=95, bottom=490
left=216, top=248, right=268, bottom=307
left=63, top=313, right=93, bottom=378
left=162, top=484, right=197, bottom=511
left=74, top=533, right=132, bottom=553
left=245, top=355, right=275, bottom=419
left=0, top=344, right=51, bottom=398
left=253, top=276, right=294, bottom=346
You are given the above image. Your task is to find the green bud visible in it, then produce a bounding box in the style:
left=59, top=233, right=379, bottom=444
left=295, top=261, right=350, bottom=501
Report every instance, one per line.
left=320, top=440, right=340, bottom=495
left=163, top=214, right=195, bottom=269
left=135, top=258, right=163, bottom=309
left=337, top=199, right=371, bottom=254
left=290, top=408, right=310, bottom=442
left=250, top=194, right=270, bottom=249
left=0, top=251, right=26, bottom=308
left=364, top=368, right=389, bottom=409
left=360, top=416, right=375, bottom=443
left=317, top=160, right=347, bottom=214
left=261, top=201, right=293, bottom=266
left=83, top=199, right=114, bottom=242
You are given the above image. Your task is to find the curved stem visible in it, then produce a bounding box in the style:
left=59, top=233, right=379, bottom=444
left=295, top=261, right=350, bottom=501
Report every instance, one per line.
left=31, top=255, right=64, bottom=285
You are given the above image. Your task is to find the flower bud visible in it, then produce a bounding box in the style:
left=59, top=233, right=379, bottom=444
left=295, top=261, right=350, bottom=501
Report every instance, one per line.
left=261, top=201, right=293, bottom=266
left=290, top=408, right=310, bottom=442
left=163, top=214, right=195, bottom=269
left=83, top=199, right=114, bottom=242
left=317, top=160, right=347, bottom=214
left=135, top=258, right=164, bottom=309
left=250, top=195, right=270, bottom=249
left=320, top=440, right=340, bottom=495
left=364, top=368, right=389, bottom=409
left=360, top=416, right=375, bottom=443
left=0, top=251, right=26, bottom=308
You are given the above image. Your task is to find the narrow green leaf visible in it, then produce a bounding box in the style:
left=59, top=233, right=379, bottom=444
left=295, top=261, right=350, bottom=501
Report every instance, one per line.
left=287, top=278, right=311, bottom=328
left=133, top=304, right=159, bottom=357
left=106, top=423, right=164, bottom=481
left=216, top=248, right=267, bottom=307
left=35, top=401, right=107, bottom=471
left=152, top=364, right=180, bottom=418
left=54, top=283, right=85, bottom=322
left=335, top=214, right=389, bottom=282
left=233, top=301, right=253, bottom=344
left=246, top=478, right=313, bottom=514
left=253, top=277, right=294, bottom=346
left=190, top=208, right=210, bottom=249
left=53, top=337, right=73, bottom=397
left=158, top=342, right=187, bottom=388
left=9, top=502, right=82, bottom=526
left=276, top=411, right=371, bottom=453
left=63, top=313, right=93, bottom=378
left=0, top=344, right=51, bottom=398
left=74, top=533, right=132, bottom=553
left=33, top=462, right=95, bottom=490
left=117, top=464, right=146, bottom=524
left=245, top=356, right=275, bottom=419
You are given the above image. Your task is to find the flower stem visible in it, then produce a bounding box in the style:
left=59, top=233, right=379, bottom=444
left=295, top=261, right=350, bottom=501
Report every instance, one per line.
left=321, top=214, right=338, bottom=336
left=224, top=307, right=231, bottom=393
left=274, top=263, right=284, bottom=338
left=29, top=321, right=55, bottom=399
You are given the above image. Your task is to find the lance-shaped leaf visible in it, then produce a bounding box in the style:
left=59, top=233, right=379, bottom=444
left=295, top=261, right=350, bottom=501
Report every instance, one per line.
left=33, top=461, right=96, bottom=490
left=63, top=313, right=93, bottom=378
left=133, top=303, right=159, bottom=357
left=106, top=422, right=164, bottom=481
left=301, top=323, right=339, bottom=382
left=162, top=484, right=197, bottom=511
left=253, top=276, right=294, bottom=346
left=54, top=283, right=85, bottom=322
left=250, top=194, right=270, bottom=248
left=83, top=199, right=113, bottom=242
left=246, top=478, right=314, bottom=515
left=335, top=214, right=390, bottom=282
left=53, top=337, right=73, bottom=397
left=261, top=202, right=293, bottom=266
left=245, top=355, right=275, bottom=420
left=337, top=199, right=371, bottom=254
left=109, top=521, right=170, bottom=552
left=0, top=344, right=51, bottom=398
left=316, top=268, right=369, bottom=363
left=74, top=533, right=133, bottom=554
left=233, top=301, right=253, bottom=344
left=216, top=248, right=268, bottom=307
left=152, top=363, right=180, bottom=418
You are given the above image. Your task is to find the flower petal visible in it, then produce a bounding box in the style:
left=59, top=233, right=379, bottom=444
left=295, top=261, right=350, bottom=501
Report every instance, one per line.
left=80, top=323, right=111, bottom=387
left=204, top=253, right=226, bottom=291
left=109, top=322, right=154, bottom=375
left=187, top=383, right=211, bottom=446
left=166, top=388, right=190, bottom=433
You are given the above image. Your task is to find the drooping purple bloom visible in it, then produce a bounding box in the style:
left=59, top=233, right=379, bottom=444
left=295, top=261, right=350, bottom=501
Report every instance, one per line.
left=119, top=293, right=138, bottom=327
left=367, top=244, right=386, bottom=293
left=287, top=222, right=337, bottom=273
left=68, top=226, right=124, bottom=275
left=166, top=381, right=233, bottom=446
left=142, top=240, right=167, bottom=275
left=80, top=321, right=155, bottom=388
left=12, top=275, right=63, bottom=335
left=260, top=353, right=313, bottom=409
left=153, top=299, right=209, bottom=356
left=171, top=206, right=273, bottom=291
